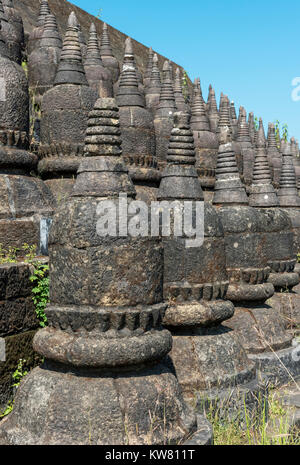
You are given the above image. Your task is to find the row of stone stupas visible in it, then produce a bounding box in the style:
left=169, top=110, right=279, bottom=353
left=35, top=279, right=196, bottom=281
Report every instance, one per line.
left=0, top=0, right=299, bottom=445
left=19, top=1, right=299, bottom=207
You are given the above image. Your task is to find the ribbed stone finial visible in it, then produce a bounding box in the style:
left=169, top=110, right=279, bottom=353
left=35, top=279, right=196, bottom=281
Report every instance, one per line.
left=85, top=23, right=102, bottom=64
left=277, top=141, right=300, bottom=206
left=149, top=53, right=161, bottom=87
left=37, top=0, right=51, bottom=26
left=54, top=12, right=88, bottom=86
left=267, top=122, right=282, bottom=188
left=174, top=68, right=189, bottom=113
left=217, top=95, right=232, bottom=136
left=190, top=80, right=210, bottom=131
left=158, top=112, right=204, bottom=200
left=157, top=61, right=176, bottom=110
left=213, top=126, right=248, bottom=205
left=144, top=46, right=154, bottom=87
left=237, top=107, right=251, bottom=142
left=39, top=13, right=61, bottom=48
left=249, top=119, right=279, bottom=207
left=116, top=37, right=144, bottom=107
left=248, top=112, right=256, bottom=145
left=99, top=22, right=112, bottom=56
left=207, top=85, right=219, bottom=133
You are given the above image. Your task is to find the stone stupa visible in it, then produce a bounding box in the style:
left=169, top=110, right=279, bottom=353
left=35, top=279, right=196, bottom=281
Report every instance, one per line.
left=0, top=98, right=211, bottom=446
left=116, top=37, right=159, bottom=203
left=84, top=23, right=113, bottom=98
left=99, top=22, right=120, bottom=83
left=38, top=11, right=98, bottom=201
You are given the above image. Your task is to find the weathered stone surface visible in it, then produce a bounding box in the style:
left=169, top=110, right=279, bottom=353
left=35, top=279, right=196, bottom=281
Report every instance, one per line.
left=249, top=119, right=279, bottom=207
left=26, top=0, right=51, bottom=56
left=0, top=331, right=41, bottom=411
left=38, top=12, right=98, bottom=199
left=267, top=123, right=282, bottom=189
left=234, top=106, right=256, bottom=186
left=191, top=80, right=218, bottom=196
left=28, top=13, right=62, bottom=102
left=0, top=98, right=202, bottom=445
left=116, top=37, right=158, bottom=202
left=159, top=113, right=259, bottom=416
left=154, top=61, right=176, bottom=169
left=145, top=53, right=161, bottom=114
left=84, top=23, right=113, bottom=98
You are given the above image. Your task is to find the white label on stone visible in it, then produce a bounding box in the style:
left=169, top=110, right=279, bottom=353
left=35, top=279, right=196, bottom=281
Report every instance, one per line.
left=0, top=338, right=5, bottom=362
left=0, top=77, right=6, bottom=102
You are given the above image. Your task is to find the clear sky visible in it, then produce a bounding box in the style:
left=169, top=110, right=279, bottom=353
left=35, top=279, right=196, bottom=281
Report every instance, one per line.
left=71, top=0, right=300, bottom=141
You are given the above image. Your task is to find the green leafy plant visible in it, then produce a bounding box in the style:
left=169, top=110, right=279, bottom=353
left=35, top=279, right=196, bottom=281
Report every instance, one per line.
left=30, top=262, right=49, bottom=328
left=282, top=123, right=289, bottom=142
left=96, top=8, right=103, bottom=19
left=254, top=116, right=259, bottom=131
left=0, top=359, right=29, bottom=419
left=274, top=120, right=281, bottom=148
left=0, top=244, right=19, bottom=264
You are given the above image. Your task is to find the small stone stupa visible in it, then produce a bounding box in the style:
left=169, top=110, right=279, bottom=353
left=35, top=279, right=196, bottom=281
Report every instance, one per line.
left=154, top=60, right=177, bottom=169
left=84, top=23, right=113, bottom=98
left=267, top=123, right=282, bottom=189
left=190, top=79, right=218, bottom=199
left=230, top=101, right=238, bottom=138
left=116, top=37, right=159, bottom=203
left=38, top=12, right=98, bottom=201
left=144, top=46, right=153, bottom=88
left=0, top=21, right=54, bottom=252
left=235, top=107, right=256, bottom=188
left=0, top=98, right=210, bottom=445
left=28, top=13, right=62, bottom=104
left=249, top=120, right=279, bottom=207
left=145, top=53, right=161, bottom=113
left=99, top=22, right=120, bottom=83
left=27, top=0, right=51, bottom=56
left=159, top=115, right=262, bottom=418
left=207, top=85, right=219, bottom=133
left=214, top=128, right=299, bottom=386
left=174, top=68, right=190, bottom=113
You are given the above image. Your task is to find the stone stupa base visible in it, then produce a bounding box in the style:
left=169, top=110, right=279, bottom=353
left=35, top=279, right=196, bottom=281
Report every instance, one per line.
left=163, top=310, right=267, bottom=423
left=227, top=305, right=300, bottom=386
left=0, top=361, right=212, bottom=445
left=267, top=292, right=300, bottom=330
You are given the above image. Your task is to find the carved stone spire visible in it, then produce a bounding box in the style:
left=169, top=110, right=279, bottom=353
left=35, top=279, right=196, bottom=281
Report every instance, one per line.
left=37, top=0, right=51, bottom=26
left=267, top=123, right=282, bottom=189
left=173, top=68, right=190, bottom=113
left=84, top=23, right=113, bottom=98
left=99, top=22, right=120, bottom=83
left=190, top=80, right=210, bottom=132
left=249, top=119, right=279, bottom=207
left=116, top=37, right=144, bottom=107
left=207, top=85, right=219, bottom=133
left=154, top=61, right=176, bottom=168
left=158, top=60, right=176, bottom=110
left=277, top=142, right=300, bottom=206
left=190, top=80, right=218, bottom=196
left=28, top=13, right=62, bottom=102
left=54, top=12, right=88, bottom=86
left=144, top=46, right=153, bottom=87
left=116, top=38, right=158, bottom=202
left=213, top=126, right=248, bottom=205
left=76, top=21, right=87, bottom=60
left=235, top=106, right=255, bottom=185
left=145, top=52, right=161, bottom=112
left=248, top=112, right=256, bottom=145
left=217, top=95, right=232, bottom=136
left=230, top=101, right=238, bottom=138
left=27, top=0, right=51, bottom=55
left=158, top=112, right=203, bottom=200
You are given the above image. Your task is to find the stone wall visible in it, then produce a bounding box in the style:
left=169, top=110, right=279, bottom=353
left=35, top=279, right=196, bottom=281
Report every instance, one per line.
left=0, top=262, right=41, bottom=410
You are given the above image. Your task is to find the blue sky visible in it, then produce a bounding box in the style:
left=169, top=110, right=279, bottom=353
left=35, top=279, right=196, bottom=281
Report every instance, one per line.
left=72, top=0, right=300, bottom=140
